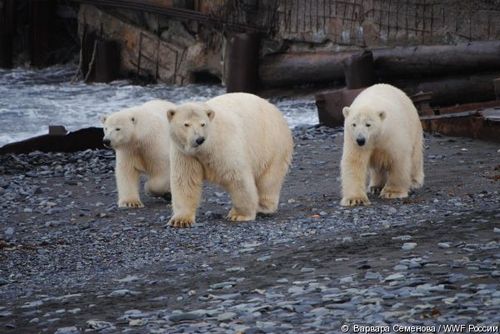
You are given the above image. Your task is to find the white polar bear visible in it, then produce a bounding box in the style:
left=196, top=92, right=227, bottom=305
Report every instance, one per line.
left=340, top=84, right=424, bottom=206
left=166, top=92, right=294, bottom=228
left=102, top=99, right=175, bottom=208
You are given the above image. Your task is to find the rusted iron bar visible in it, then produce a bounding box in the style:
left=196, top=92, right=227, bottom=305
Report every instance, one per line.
left=70, top=0, right=266, bottom=32
left=420, top=108, right=500, bottom=142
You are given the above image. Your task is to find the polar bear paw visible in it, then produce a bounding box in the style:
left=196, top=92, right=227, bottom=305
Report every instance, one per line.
left=118, top=199, right=144, bottom=208
left=227, top=208, right=256, bottom=222
left=369, top=186, right=383, bottom=194
left=168, top=214, right=194, bottom=228
left=340, top=195, right=371, bottom=207
left=380, top=187, right=408, bottom=199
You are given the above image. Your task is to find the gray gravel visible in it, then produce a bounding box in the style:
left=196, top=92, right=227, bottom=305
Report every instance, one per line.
left=0, top=126, right=499, bottom=333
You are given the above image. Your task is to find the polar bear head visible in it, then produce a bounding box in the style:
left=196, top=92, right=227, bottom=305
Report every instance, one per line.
left=343, top=106, right=386, bottom=147
left=101, top=110, right=138, bottom=149
left=166, top=102, right=215, bottom=155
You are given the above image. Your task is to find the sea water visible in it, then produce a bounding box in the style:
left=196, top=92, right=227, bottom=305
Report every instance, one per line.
left=0, top=65, right=318, bottom=146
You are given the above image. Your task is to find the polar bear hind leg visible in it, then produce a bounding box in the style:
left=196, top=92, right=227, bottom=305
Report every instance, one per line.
left=256, top=160, right=289, bottom=214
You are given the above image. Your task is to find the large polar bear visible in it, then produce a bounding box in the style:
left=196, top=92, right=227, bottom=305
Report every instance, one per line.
left=340, top=84, right=424, bottom=206
left=166, top=93, right=293, bottom=228
left=102, top=99, right=175, bottom=208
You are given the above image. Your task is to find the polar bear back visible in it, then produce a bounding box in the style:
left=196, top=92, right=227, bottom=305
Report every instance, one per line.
left=206, top=93, right=292, bottom=171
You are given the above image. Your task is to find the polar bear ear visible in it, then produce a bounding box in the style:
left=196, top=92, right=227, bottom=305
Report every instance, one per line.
left=131, top=116, right=137, bottom=124
left=166, top=109, right=176, bottom=121
left=206, top=109, right=215, bottom=121
left=342, top=107, right=351, bottom=118
left=378, top=111, right=386, bottom=120
left=100, top=115, right=108, bottom=124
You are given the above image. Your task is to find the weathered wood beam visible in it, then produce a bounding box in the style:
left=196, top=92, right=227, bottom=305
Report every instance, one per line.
left=260, top=41, right=500, bottom=88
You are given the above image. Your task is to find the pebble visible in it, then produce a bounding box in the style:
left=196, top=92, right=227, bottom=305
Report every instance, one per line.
left=402, top=242, right=417, bottom=251
left=1, top=130, right=499, bottom=333
left=108, top=289, right=139, bottom=297
left=438, top=242, right=451, bottom=248
left=54, top=327, right=79, bottom=334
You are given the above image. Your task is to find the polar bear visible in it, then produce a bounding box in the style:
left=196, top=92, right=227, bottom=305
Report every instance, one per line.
left=340, top=84, right=424, bottom=206
left=166, top=93, right=293, bottom=228
left=102, top=99, right=175, bottom=208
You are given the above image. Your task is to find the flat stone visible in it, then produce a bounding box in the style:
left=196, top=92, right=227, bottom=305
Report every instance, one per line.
left=402, top=242, right=417, bottom=250
left=385, top=273, right=405, bottom=281
left=217, top=312, right=237, bottom=322
left=168, top=312, right=204, bottom=322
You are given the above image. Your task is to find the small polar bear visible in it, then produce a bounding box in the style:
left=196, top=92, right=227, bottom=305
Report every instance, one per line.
left=166, top=92, right=293, bottom=228
left=340, top=84, right=424, bottom=206
left=102, top=99, right=175, bottom=208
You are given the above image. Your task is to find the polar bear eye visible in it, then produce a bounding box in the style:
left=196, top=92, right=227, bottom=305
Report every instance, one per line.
left=366, top=123, right=371, bottom=127
left=116, top=128, right=121, bottom=131
left=184, top=123, right=190, bottom=127
left=352, top=123, right=357, bottom=127
left=201, top=123, right=206, bottom=127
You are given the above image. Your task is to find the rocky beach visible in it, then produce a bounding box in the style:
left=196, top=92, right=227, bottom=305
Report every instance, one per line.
left=0, top=126, right=499, bottom=333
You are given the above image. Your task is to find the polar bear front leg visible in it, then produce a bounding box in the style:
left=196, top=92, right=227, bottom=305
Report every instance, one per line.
left=168, top=151, right=203, bottom=228
left=380, top=156, right=411, bottom=199
left=226, top=172, right=258, bottom=222
left=340, top=152, right=370, bottom=207
left=116, top=158, right=143, bottom=208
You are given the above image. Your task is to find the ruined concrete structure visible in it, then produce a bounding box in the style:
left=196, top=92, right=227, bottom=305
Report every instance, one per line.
left=77, top=0, right=500, bottom=85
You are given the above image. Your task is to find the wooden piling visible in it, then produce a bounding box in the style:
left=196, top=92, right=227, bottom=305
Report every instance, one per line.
left=93, top=40, right=120, bottom=82
left=225, top=32, right=260, bottom=93
left=343, top=51, right=375, bottom=89
left=0, top=0, right=15, bottom=68
left=30, top=0, right=54, bottom=67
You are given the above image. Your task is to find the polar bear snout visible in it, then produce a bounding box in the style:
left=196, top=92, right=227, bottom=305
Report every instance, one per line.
left=102, top=138, right=111, bottom=148
left=356, top=137, right=366, bottom=146
left=195, top=136, right=205, bottom=146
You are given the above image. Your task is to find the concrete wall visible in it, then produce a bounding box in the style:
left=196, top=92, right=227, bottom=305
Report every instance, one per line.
left=78, top=4, right=223, bottom=85
left=267, top=0, right=500, bottom=53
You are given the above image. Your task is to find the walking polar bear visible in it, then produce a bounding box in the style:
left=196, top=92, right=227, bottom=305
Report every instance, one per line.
left=102, top=99, right=175, bottom=208
left=340, top=84, right=424, bottom=206
left=166, top=93, right=293, bottom=228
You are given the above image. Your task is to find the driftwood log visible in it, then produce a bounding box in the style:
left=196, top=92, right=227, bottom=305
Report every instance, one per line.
left=259, top=52, right=351, bottom=87
left=260, top=41, right=500, bottom=88
left=373, top=41, right=500, bottom=79
left=393, top=72, right=499, bottom=106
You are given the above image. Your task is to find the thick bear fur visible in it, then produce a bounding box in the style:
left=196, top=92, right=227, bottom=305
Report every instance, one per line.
left=340, top=84, right=424, bottom=206
left=102, top=99, right=175, bottom=208
left=166, top=93, right=294, bottom=228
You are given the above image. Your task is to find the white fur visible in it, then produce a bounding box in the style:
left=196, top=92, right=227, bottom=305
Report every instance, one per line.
left=166, top=93, right=294, bottom=227
left=102, top=99, right=175, bottom=208
left=340, top=84, right=424, bottom=206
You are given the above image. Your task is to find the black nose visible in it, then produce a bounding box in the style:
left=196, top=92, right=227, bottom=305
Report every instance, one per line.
left=356, top=138, right=365, bottom=146
left=103, top=139, right=111, bottom=147
left=195, top=137, right=205, bottom=145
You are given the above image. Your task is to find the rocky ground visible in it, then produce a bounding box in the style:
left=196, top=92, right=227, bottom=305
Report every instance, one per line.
left=0, top=126, right=499, bottom=333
